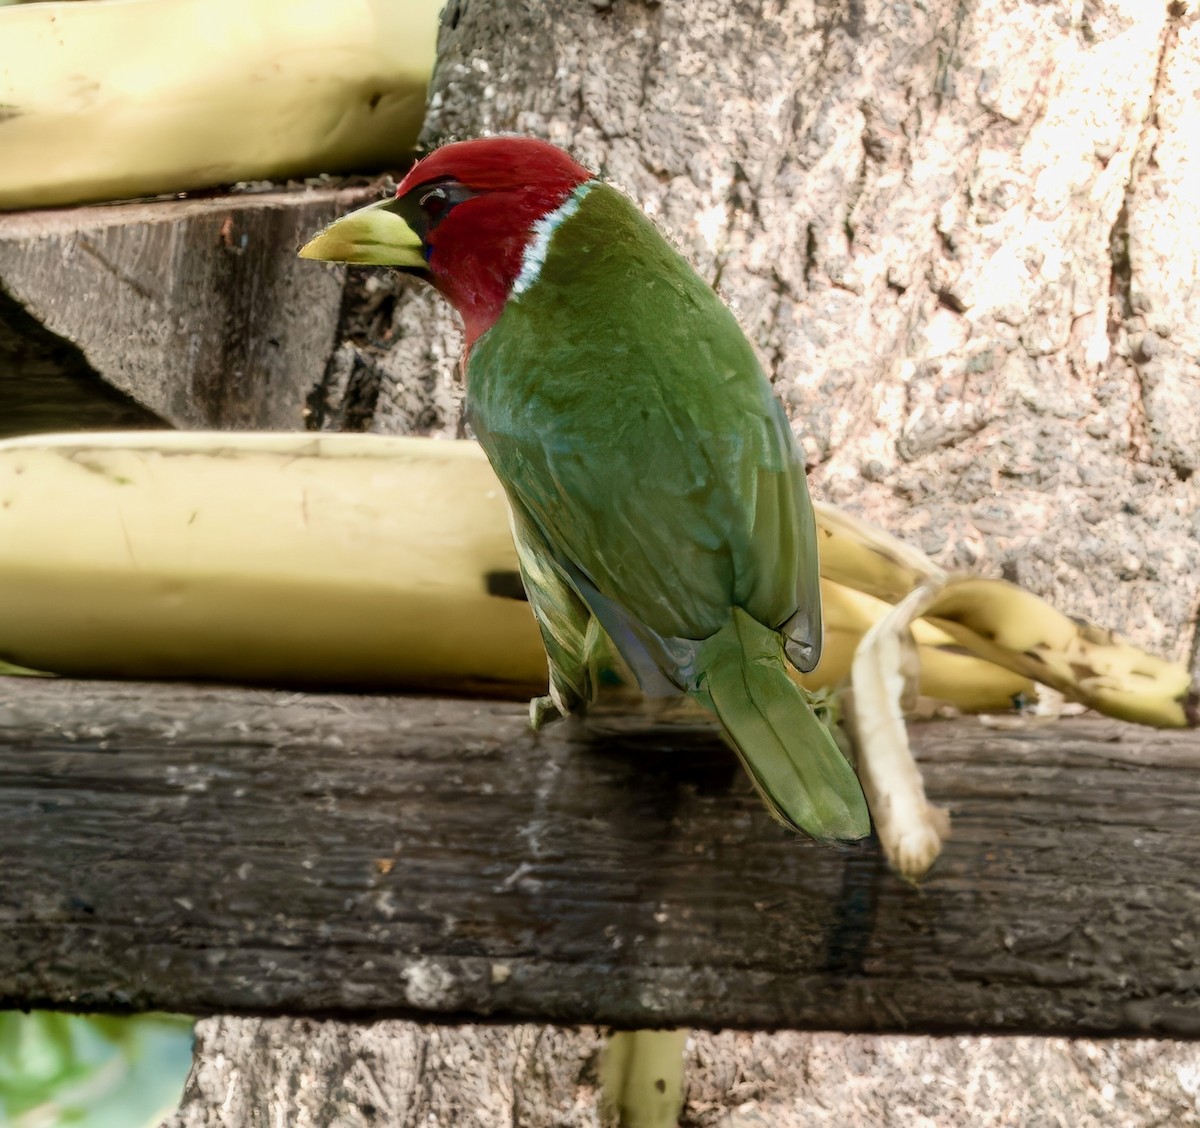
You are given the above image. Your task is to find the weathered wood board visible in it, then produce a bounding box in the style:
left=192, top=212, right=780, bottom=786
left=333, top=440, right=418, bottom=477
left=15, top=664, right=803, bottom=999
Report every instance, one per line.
left=0, top=187, right=376, bottom=435
left=1, top=676, right=1196, bottom=1037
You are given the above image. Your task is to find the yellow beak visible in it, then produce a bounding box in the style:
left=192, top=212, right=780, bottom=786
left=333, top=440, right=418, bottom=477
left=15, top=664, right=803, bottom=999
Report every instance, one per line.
left=298, top=197, right=427, bottom=269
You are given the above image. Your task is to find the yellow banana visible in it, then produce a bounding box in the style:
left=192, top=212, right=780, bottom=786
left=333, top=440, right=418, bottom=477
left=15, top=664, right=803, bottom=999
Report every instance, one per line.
left=923, top=578, right=1195, bottom=729
left=813, top=499, right=938, bottom=601
left=0, top=432, right=546, bottom=692
left=601, top=1030, right=688, bottom=1128
left=0, top=431, right=1190, bottom=730
left=811, top=581, right=1033, bottom=713
left=0, top=0, right=439, bottom=211
left=814, top=500, right=1195, bottom=729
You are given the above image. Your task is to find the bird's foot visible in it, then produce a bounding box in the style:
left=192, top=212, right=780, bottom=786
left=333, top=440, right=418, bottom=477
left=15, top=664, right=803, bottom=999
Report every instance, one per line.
left=529, top=695, right=562, bottom=731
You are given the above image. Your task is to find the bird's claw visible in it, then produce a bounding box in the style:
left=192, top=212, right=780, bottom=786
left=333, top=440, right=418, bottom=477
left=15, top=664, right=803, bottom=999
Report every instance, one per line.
left=529, top=694, right=561, bottom=731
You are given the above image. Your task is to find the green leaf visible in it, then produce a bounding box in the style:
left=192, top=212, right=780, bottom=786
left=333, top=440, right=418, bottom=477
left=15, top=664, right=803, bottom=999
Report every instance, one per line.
left=0, top=1012, right=194, bottom=1128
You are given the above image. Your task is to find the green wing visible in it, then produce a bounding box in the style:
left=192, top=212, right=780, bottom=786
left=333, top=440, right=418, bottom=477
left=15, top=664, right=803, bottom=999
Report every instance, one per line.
left=506, top=498, right=599, bottom=719
left=468, top=183, right=822, bottom=691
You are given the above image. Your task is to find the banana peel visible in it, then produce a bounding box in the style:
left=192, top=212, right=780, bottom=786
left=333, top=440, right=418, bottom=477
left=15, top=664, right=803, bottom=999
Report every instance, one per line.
left=813, top=500, right=1195, bottom=875
left=814, top=500, right=1195, bottom=729
left=807, top=580, right=1033, bottom=713
left=846, top=578, right=953, bottom=881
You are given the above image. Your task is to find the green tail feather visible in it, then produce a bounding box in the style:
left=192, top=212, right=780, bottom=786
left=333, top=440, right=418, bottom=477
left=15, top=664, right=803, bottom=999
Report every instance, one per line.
left=692, top=608, right=870, bottom=842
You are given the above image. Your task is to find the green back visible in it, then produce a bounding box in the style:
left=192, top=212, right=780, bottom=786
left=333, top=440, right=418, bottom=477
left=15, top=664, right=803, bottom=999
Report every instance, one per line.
left=467, top=183, right=821, bottom=688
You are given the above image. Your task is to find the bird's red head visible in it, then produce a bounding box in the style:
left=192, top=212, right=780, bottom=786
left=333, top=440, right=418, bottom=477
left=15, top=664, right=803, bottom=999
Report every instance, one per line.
left=392, top=138, right=593, bottom=343
left=301, top=137, right=593, bottom=343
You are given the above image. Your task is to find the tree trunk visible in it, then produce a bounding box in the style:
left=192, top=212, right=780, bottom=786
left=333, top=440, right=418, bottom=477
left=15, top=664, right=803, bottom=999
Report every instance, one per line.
left=352, top=0, right=1200, bottom=675
left=162, top=1018, right=1200, bottom=1128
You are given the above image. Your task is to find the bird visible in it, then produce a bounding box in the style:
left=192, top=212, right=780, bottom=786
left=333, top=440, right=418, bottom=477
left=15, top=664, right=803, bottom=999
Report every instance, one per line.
left=300, top=136, right=869, bottom=841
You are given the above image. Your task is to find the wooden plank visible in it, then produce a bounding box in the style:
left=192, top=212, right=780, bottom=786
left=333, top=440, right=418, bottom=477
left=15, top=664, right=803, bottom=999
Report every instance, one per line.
left=1, top=676, right=1197, bottom=1037
left=0, top=187, right=373, bottom=433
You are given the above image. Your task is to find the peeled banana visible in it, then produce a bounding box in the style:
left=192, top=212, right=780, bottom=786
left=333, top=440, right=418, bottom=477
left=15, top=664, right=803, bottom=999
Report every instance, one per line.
left=812, top=499, right=1195, bottom=730
left=0, top=0, right=440, bottom=211
left=809, top=580, right=1033, bottom=713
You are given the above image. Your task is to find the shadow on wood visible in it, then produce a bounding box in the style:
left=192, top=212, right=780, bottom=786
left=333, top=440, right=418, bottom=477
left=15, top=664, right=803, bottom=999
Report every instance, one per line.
left=0, top=677, right=1196, bottom=1037
left=0, top=292, right=167, bottom=438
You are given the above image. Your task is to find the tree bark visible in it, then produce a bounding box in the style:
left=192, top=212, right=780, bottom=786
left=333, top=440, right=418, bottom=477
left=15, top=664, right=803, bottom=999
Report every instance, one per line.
left=161, top=1018, right=1200, bottom=1128
left=351, top=0, right=1200, bottom=677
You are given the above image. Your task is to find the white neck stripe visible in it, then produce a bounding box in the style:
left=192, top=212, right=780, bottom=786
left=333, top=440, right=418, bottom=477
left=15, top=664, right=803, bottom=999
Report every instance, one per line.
left=512, top=182, right=594, bottom=297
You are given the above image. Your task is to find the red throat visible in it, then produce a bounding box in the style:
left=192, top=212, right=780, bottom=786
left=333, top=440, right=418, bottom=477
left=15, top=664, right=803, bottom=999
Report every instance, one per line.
left=393, top=138, right=594, bottom=347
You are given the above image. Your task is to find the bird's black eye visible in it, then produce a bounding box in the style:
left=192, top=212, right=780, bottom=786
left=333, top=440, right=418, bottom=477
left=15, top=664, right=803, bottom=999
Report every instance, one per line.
left=419, top=185, right=448, bottom=215
left=410, top=179, right=479, bottom=224
left=384, top=178, right=482, bottom=251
